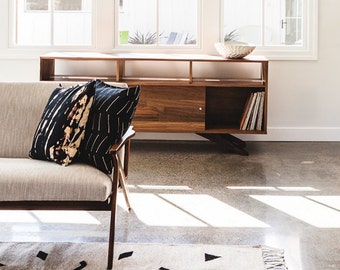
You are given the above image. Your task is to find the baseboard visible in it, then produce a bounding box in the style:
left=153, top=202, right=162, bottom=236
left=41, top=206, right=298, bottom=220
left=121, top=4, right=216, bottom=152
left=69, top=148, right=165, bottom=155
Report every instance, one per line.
left=134, top=127, right=340, bottom=142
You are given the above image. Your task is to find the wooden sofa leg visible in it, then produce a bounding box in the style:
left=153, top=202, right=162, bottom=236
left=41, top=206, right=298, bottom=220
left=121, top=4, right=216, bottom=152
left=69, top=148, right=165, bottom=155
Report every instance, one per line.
left=123, top=140, right=131, bottom=177
left=117, top=154, right=132, bottom=211
left=107, top=128, right=135, bottom=268
left=107, top=201, right=117, bottom=269
left=107, top=158, right=120, bottom=269
left=107, top=215, right=116, bottom=268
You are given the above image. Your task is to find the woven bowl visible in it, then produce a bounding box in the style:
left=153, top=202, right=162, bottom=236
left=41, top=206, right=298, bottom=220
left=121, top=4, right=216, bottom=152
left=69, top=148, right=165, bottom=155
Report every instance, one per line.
left=214, top=42, right=256, bottom=59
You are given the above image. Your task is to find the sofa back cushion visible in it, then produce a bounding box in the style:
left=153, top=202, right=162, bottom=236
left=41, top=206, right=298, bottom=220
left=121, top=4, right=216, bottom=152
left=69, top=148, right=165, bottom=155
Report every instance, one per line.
left=0, top=82, right=62, bottom=158
left=0, top=81, right=128, bottom=158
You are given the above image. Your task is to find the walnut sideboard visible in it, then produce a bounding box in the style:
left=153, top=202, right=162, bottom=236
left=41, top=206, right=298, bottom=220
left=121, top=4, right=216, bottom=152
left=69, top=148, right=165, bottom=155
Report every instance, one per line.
left=40, top=52, right=269, bottom=155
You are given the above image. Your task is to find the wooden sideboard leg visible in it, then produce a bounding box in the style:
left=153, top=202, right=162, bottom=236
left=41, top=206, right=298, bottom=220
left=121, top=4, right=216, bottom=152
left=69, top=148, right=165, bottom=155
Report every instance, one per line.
left=40, top=58, right=55, bottom=81
left=223, top=134, right=247, bottom=149
left=197, top=133, right=249, bottom=156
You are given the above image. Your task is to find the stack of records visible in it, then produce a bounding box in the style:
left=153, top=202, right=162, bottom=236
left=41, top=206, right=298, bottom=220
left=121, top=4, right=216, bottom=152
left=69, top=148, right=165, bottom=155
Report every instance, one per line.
left=240, top=91, right=265, bottom=131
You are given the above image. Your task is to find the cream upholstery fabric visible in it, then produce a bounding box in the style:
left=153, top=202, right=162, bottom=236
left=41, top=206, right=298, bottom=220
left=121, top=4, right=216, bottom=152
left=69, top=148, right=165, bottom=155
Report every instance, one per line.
left=0, top=158, right=112, bottom=201
left=0, top=82, right=127, bottom=158
left=0, top=82, right=57, bottom=158
left=0, top=81, right=128, bottom=202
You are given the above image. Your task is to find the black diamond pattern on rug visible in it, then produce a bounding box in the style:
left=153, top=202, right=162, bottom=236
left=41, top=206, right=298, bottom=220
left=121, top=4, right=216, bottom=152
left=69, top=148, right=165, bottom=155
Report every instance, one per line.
left=74, top=260, right=87, bottom=270
left=36, top=250, right=48, bottom=261
left=118, top=251, right=134, bottom=260
left=205, top=252, right=222, bottom=262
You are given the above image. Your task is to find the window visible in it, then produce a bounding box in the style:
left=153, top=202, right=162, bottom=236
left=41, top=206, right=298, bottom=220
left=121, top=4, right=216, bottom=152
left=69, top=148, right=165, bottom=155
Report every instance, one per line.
left=117, top=0, right=199, bottom=46
left=14, top=0, right=93, bottom=46
left=9, top=0, right=317, bottom=60
left=222, top=0, right=318, bottom=59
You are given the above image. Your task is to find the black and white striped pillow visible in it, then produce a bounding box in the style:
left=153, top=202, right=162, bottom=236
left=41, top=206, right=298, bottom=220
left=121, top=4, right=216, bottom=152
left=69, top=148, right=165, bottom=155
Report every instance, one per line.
left=80, top=80, right=140, bottom=174
left=29, top=80, right=96, bottom=165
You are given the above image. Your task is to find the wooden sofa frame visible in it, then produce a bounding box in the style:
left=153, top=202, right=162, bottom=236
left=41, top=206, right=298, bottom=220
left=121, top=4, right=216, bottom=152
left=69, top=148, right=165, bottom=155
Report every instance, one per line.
left=0, top=126, right=135, bottom=270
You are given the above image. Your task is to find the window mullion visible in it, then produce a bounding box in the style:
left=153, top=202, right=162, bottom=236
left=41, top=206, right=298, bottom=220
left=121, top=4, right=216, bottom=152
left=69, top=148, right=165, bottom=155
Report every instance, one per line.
left=261, top=0, right=265, bottom=46
left=50, top=0, right=54, bottom=46
left=15, top=0, right=19, bottom=44
left=156, top=0, right=160, bottom=45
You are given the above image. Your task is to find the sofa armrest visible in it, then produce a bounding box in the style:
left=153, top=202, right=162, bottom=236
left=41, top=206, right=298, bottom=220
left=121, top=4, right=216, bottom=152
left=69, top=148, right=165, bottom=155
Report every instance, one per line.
left=109, top=126, right=135, bottom=211
left=109, top=125, right=135, bottom=185
left=109, top=126, right=135, bottom=155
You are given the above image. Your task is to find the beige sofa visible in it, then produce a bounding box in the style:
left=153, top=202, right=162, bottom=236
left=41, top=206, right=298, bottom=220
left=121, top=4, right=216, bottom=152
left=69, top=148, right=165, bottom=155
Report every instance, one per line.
left=0, top=81, right=134, bottom=269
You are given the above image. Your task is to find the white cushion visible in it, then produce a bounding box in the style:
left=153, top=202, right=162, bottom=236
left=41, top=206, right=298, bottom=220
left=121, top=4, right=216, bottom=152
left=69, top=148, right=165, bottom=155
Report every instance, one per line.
left=0, top=158, right=112, bottom=201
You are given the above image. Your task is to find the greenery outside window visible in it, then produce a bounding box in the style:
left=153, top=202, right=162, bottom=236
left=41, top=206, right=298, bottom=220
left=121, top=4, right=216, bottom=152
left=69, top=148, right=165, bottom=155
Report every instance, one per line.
left=117, top=0, right=199, bottom=47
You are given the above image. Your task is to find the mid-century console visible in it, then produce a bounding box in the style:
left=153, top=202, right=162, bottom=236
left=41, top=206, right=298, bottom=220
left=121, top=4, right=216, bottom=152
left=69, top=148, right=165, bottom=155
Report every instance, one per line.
left=40, top=52, right=269, bottom=155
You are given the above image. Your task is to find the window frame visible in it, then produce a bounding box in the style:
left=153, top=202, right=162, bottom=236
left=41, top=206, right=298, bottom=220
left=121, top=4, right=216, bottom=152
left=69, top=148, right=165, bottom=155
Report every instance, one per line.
left=220, top=0, right=318, bottom=60
left=7, top=0, right=318, bottom=60
left=9, top=0, right=98, bottom=50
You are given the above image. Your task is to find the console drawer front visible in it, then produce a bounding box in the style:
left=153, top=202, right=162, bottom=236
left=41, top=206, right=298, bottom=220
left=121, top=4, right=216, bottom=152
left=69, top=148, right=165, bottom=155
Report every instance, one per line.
left=133, top=85, right=205, bottom=132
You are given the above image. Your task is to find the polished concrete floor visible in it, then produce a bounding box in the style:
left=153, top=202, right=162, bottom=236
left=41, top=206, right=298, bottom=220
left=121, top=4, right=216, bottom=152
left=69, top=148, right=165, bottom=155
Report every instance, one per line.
left=0, top=140, right=339, bottom=270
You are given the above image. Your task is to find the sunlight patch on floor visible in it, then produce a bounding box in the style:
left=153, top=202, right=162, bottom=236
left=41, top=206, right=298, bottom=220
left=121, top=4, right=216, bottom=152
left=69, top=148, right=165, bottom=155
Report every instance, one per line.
left=120, top=193, right=207, bottom=227
left=227, top=186, right=278, bottom=191
left=160, top=194, right=270, bottom=228
left=136, top=185, right=192, bottom=191
left=307, top=196, right=340, bottom=211
left=0, top=210, right=101, bottom=225
left=118, top=193, right=269, bottom=228
left=277, top=187, right=319, bottom=192
left=227, top=186, right=319, bottom=192
left=0, top=211, right=37, bottom=223
left=251, top=195, right=340, bottom=228
left=31, top=211, right=101, bottom=224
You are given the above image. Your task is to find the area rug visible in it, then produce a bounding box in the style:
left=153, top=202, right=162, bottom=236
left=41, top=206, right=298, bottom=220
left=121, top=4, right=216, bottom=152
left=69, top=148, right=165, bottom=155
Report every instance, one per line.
left=0, top=242, right=288, bottom=270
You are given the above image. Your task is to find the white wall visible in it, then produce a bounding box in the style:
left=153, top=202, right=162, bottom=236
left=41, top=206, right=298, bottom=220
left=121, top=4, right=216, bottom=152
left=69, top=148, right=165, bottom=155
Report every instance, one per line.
left=260, top=0, right=340, bottom=141
left=1, top=0, right=339, bottom=141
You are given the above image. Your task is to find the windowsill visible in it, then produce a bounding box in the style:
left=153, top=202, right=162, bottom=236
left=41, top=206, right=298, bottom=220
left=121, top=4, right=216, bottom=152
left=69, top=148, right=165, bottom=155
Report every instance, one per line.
left=1, top=47, right=318, bottom=61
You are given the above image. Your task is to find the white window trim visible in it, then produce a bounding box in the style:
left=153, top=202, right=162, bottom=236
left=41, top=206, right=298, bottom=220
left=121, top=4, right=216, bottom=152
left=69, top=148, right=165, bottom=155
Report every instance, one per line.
left=220, top=0, right=318, bottom=60
left=5, top=0, right=317, bottom=60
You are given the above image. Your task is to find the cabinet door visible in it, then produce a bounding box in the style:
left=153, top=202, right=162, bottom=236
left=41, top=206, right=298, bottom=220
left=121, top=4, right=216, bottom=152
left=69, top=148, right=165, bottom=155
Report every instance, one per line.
left=133, top=85, right=205, bottom=132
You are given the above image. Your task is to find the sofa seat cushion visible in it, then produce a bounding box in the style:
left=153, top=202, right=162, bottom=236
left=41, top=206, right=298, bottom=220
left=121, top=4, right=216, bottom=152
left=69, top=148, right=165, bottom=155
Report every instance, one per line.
left=0, top=158, right=112, bottom=201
